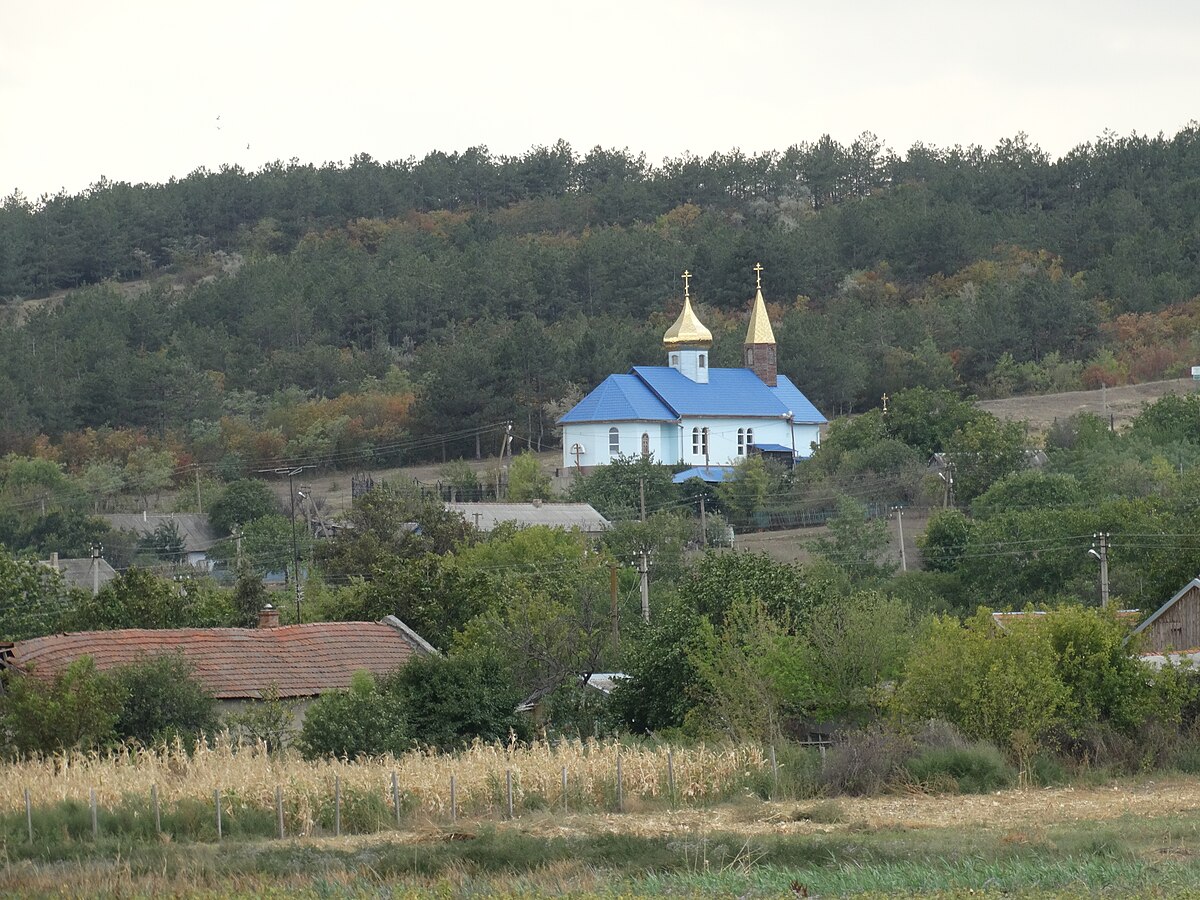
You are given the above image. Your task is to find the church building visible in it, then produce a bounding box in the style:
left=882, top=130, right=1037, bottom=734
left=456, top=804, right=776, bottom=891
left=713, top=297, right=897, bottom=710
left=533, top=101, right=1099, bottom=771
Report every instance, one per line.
left=559, top=266, right=827, bottom=474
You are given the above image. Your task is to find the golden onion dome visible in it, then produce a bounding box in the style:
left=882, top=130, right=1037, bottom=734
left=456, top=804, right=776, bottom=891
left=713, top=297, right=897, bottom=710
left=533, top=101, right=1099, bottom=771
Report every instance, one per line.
left=663, top=271, right=713, bottom=349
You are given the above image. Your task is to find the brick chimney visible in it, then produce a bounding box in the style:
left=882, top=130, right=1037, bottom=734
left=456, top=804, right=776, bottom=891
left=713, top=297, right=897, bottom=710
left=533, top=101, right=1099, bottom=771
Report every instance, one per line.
left=258, top=604, right=280, bottom=629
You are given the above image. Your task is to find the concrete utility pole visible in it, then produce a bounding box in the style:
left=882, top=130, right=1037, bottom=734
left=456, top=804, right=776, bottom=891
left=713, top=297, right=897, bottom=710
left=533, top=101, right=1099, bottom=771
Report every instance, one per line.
left=893, top=507, right=907, bottom=572
left=90, top=542, right=102, bottom=596
left=259, top=465, right=312, bottom=623
left=636, top=551, right=650, bottom=623
left=699, top=494, right=708, bottom=546
left=639, top=478, right=646, bottom=523
left=609, top=563, right=620, bottom=652
left=1090, top=532, right=1110, bottom=608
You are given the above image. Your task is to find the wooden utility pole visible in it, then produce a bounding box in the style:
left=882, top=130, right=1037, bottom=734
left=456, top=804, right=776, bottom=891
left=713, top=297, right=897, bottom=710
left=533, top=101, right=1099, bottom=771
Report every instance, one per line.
left=699, top=494, right=708, bottom=546
left=639, top=478, right=646, bottom=522
left=195, top=466, right=203, bottom=513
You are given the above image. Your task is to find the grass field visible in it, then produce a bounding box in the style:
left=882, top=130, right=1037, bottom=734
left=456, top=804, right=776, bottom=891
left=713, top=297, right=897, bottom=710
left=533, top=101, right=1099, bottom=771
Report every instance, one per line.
left=5, top=736, right=1200, bottom=898
left=6, top=781, right=1200, bottom=897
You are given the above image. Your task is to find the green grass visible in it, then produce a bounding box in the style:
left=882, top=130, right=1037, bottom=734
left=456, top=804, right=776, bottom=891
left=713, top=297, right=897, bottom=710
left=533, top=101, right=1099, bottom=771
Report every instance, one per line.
left=4, top=805, right=1200, bottom=896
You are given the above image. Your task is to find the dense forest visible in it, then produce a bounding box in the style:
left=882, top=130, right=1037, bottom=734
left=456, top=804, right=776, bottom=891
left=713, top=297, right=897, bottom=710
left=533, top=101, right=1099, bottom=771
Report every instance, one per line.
left=2, top=129, right=1200, bottom=468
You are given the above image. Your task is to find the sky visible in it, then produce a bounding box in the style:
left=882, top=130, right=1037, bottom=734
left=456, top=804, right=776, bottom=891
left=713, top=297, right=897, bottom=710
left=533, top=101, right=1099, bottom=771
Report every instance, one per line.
left=3, top=0, right=1200, bottom=199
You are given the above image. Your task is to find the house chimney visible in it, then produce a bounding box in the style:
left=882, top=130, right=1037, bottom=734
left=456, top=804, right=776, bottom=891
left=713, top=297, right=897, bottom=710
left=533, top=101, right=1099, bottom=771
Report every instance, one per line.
left=258, top=604, right=281, bottom=629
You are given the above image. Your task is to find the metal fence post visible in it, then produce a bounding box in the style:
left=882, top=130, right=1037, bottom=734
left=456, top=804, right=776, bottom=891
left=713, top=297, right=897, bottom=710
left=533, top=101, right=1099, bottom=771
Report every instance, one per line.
left=334, top=775, right=342, bottom=837
left=214, top=789, right=222, bottom=841
left=561, top=766, right=568, bottom=813
left=450, top=774, right=457, bottom=823
left=24, top=789, right=32, bottom=844
left=392, top=771, right=401, bottom=826
left=667, top=748, right=675, bottom=806
left=505, top=770, right=514, bottom=819
left=90, top=788, right=98, bottom=840
left=769, top=744, right=779, bottom=799
left=276, top=786, right=284, bottom=839
left=616, top=753, right=624, bottom=813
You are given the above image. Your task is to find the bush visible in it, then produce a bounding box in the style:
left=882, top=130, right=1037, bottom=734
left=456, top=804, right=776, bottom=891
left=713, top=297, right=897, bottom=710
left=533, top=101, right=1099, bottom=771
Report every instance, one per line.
left=113, top=653, right=218, bottom=746
left=905, top=743, right=1014, bottom=793
left=297, top=671, right=409, bottom=759
left=820, top=725, right=915, bottom=796
left=1, top=657, right=122, bottom=754
left=391, top=651, right=530, bottom=750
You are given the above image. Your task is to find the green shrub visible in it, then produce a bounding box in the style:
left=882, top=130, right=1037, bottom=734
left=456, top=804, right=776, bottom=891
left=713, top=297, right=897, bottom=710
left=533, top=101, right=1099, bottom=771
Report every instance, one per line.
left=905, top=743, right=1014, bottom=793
left=1, top=657, right=122, bottom=754
left=297, top=671, right=409, bottom=759
left=112, top=653, right=218, bottom=746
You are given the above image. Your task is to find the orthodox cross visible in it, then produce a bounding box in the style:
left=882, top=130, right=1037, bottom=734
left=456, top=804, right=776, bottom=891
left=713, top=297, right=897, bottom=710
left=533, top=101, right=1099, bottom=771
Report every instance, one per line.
left=881, top=392, right=890, bottom=414
left=681, top=269, right=692, bottom=299
left=571, top=442, right=584, bottom=470
left=753, top=262, right=764, bottom=289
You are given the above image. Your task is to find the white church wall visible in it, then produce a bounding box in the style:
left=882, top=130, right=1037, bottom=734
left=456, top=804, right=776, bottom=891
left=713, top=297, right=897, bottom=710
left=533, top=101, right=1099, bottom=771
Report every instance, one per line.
left=792, top=423, right=822, bottom=458
left=561, top=422, right=675, bottom=469
left=677, top=417, right=796, bottom=466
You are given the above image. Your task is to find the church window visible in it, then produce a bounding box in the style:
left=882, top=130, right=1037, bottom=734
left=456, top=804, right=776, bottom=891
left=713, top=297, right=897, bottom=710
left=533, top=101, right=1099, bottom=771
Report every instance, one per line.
left=692, top=427, right=701, bottom=454
left=737, top=428, right=746, bottom=456
left=746, top=348, right=754, bottom=365
left=641, top=433, right=650, bottom=457
left=608, top=427, right=620, bottom=456
left=746, top=428, right=754, bottom=452
left=699, top=354, right=706, bottom=368
left=692, top=426, right=709, bottom=457
left=670, top=354, right=679, bottom=367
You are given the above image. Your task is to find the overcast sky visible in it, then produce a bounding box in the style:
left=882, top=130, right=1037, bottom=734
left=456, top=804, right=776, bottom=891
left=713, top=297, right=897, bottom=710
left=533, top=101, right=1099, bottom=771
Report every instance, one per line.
left=3, top=0, right=1199, bottom=199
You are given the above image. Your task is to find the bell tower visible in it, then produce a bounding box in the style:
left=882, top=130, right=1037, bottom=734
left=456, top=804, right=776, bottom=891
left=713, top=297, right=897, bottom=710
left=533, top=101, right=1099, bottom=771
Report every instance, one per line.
left=744, top=262, right=777, bottom=387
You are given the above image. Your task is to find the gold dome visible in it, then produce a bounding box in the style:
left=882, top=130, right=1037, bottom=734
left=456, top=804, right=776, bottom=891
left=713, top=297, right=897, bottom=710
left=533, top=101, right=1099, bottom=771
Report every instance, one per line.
left=663, top=271, right=713, bottom=349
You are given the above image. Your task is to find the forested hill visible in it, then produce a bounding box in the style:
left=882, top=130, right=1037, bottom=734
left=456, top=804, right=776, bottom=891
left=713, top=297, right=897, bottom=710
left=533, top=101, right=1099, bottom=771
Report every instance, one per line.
left=2, top=129, right=1200, bottom=463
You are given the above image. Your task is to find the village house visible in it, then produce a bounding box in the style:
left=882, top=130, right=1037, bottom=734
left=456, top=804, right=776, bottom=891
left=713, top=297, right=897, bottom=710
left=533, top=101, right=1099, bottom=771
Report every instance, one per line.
left=447, top=500, right=610, bottom=535
left=0, top=610, right=437, bottom=725
left=101, top=512, right=223, bottom=570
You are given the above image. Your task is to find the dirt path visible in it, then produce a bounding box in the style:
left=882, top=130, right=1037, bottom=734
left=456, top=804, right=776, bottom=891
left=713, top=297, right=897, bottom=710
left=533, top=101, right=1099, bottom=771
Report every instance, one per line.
left=978, top=378, right=1196, bottom=433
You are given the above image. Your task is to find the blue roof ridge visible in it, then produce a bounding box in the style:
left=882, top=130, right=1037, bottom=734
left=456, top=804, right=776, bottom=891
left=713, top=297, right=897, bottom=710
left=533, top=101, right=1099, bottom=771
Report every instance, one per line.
left=629, top=366, right=682, bottom=419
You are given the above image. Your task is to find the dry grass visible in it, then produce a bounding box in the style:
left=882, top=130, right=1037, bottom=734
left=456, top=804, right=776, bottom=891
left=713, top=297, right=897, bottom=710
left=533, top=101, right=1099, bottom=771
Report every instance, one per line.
left=0, top=735, right=766, bottom=836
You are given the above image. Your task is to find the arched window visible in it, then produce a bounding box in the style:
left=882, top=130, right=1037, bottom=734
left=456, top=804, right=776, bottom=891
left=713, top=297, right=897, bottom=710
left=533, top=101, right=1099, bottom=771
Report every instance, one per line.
left=702, top=427, right=710, bottom=457
left=698, top=354, right=707, bottom=368
left=745, top=348, right=754, bottom=365
left=608, top=427, right=620, bottom=456
left=737, top=428, right=746, bottom=456
left=692, top=427, right=701, bottom=454
left=746, top=428, right=754, bottom=452
left=641, top=432, right=650, bottom=457
left=670, top=354, right=679, bottom=367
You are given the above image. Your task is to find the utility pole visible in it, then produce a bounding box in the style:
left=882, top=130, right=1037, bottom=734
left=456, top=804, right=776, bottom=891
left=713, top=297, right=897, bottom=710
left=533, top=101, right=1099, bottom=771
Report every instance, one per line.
left=195, top=466, right=203, bottom=514
left=639, top=478, right=646, bottom=523
left=259, top=465, right=311, bottom=623
left=1092, top=532, right=1110, bottom=608
left=90, top=541, right=102, bottom=597
left=609, top=563, right=620, bottom=653
left=893, top=506, right=907, bottom=572
left=636, top=551, right=650, bottom=623
left=699, top=494, right=708, bottom=546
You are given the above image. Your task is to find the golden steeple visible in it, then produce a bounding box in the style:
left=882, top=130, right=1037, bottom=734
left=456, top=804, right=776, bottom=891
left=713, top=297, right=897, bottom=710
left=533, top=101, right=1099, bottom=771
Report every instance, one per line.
left=663, top=270, right=713, bottom=349
left=745, top=262, right=776, bottom=345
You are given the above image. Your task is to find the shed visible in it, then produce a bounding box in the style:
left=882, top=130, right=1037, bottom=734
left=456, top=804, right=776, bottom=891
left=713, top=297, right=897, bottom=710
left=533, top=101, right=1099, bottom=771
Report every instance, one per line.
left=101, top=513, right=223, bottom=569
left=1131, top=578, right=1200, bottom=654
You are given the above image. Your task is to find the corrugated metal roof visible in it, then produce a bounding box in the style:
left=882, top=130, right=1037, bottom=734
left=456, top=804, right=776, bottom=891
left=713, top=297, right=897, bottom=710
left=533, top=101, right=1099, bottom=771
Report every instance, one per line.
left=672, top=466, right=736, bottom=484
left=0, top=619, right=432, bottom=699
left=447, top=502, right=610, bottom=532
left=557, top=374, right=676, bottom=424
left=770, top=375, right=829, bottom=424
left=559, top=367, right=827, bottom=426
left=101, top=514, right=224, bottom=552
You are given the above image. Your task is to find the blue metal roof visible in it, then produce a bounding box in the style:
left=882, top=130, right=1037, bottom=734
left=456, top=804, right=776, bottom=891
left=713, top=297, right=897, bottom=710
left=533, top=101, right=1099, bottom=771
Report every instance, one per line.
left=557, top=374, right=675, bottom=424
left=560, top=366, right=827, bottom=426
left=771, top=375, right=828, bottom=424
left=755, top=443, right=794, bottom=454
left=672, top=466, right=736, bottom=484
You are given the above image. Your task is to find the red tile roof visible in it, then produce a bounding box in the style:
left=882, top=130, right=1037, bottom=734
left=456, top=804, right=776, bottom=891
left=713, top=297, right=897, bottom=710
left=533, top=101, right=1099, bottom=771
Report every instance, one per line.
left=0, top=618, right=434, bottom=700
